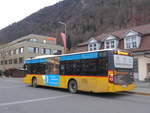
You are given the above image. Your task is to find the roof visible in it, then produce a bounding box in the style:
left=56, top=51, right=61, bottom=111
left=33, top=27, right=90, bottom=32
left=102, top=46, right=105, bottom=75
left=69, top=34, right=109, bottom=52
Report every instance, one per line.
left=78, top=40, right=89, bottom=46
left=96, top=23, right=150, bottom=41
left=78, top=38, right=101, bottom=46
left=0, top=34, right=56, bottom=49
left=76, top=23, right=150, bottom=53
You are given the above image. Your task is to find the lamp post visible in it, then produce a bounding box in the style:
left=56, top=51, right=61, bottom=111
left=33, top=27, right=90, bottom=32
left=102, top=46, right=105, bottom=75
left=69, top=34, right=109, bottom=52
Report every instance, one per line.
left=58, top=21, right=67, bottom=36
left=58, top=21, right=68, bottom=53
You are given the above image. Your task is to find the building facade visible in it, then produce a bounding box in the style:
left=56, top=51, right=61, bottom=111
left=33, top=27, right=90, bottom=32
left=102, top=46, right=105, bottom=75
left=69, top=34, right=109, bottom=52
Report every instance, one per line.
left=74, top=24, right=150, bottom=81
left=0, top=34, right=64, bottom=71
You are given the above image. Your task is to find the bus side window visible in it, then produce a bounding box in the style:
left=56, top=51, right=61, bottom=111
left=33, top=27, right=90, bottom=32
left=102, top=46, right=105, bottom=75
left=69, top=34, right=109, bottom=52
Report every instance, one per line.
left=60, top=62, right=66, bottom=75
left=53, top=64, right=59, bottom=74
left=45, top=63, right=51, bottom=74
left=98, top=57, right=108, bottom=76
left=62, top=60, right=81, bottom=75
left=60, top=64, right=65, bottom=75
left=81, top=59, right=97, bottom=75
left=65, top=61, right=71, bottom=75
left=74, top=60, right=80, bottom=75
left=27, top=63, right=46, bottom=74
left=36, top=63, right=46, bottom=74
left=23, top=64, right=31, bottom=74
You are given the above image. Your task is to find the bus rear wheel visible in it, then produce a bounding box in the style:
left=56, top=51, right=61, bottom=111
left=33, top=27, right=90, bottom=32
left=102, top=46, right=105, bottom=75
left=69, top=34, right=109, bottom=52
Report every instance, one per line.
left=68, top=80, right=78, bottom=94
left=32, top=77, right=38, bottom=88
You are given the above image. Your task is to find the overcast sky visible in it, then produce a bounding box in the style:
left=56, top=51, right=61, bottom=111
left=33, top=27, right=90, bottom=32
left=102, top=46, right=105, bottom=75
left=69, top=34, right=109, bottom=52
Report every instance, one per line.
left=0, top=0, right=62, bottom=30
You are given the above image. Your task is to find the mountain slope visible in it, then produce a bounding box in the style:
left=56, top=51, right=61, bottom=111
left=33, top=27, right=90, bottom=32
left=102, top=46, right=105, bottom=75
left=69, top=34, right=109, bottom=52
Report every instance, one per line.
left=0, top=0, right=149, bottom=45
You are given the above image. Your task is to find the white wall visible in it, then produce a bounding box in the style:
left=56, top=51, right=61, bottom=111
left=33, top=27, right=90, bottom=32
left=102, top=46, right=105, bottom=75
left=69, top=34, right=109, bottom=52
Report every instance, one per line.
left=135, top=55, right=150, bottom=81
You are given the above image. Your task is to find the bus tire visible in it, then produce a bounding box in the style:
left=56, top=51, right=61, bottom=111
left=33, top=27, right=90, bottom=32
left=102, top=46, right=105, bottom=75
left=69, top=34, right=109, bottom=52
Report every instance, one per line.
left=32, top=77, right=38, bottom=88
left=68, top=80, right=78, bottom=94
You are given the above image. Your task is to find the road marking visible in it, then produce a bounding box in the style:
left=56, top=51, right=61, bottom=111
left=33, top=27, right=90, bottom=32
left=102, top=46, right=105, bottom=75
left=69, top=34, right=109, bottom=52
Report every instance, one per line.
left=0, top=94, right=72, bottom=107
left=0, top=80, right=21, bottom=83
left=0, top=86, right=25, bottom=89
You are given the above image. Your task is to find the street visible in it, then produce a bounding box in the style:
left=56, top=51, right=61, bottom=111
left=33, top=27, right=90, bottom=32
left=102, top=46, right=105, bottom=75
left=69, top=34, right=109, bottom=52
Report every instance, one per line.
left=0, top=78, right=150, bottom=113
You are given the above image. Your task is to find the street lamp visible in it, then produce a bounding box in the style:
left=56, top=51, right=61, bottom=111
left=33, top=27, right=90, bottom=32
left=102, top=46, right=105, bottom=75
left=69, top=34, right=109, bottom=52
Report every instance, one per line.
left=58, top=21, right=67, bottom=36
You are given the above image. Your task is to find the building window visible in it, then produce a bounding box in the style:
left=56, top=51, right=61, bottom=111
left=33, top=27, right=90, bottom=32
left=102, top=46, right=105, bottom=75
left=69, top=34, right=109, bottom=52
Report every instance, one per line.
left=124, top=30, right=141, bottom=49
left=28, top=47, right=39, bottom=54
left=16, top=49, right=19, bottom=54
left=126, top=38, right=130, bottom=48
left=133, top=58, right=138, bottom=73
left=19, top=47, right=24, bottom=54
left=126, top=36, right=137, bottom=49
left=45, top=49, right=51, bottom=55
left=1, top=61, right=3, bottom=65
left=8, top=50, right=11, bottom=56
left=106, top=41, right=110, bottom=49
left=9, top=59, right=13, bottom=64
left=43, top=40, right=47, bottom=43
left=29, top=38, right=38, bottom=43
left=3, top=52, right=6, bottom=57
left=11, top=50, right=13, bottom=55
left=14, top=59, right=18, bottom=64
left=41, top=48, right=45, bottom=54
left=13, top=49, right=19, bottom=55
left=34, top=48, right=39, bottom=54
left=6, top=51, right=9, bottom=56
left=104, top=35, right=118, bottom=49
left=28, top=47, right=34, bottom=53
left=105, top=40, right=118, bottom=49
left=147, top=64, right=150, bottom=75
left=13, top=49, right=16, bottom=54
left=88, top=43, right=100, bottom=51
left=111, top=40, right=115, bottom=48
left=5, top=60, right=8, bottom=65
left=132, top=37, right=137, bottom=48
left=19, top=57, right=24, bottom=64
left=41, top=48, right=51, bottom=55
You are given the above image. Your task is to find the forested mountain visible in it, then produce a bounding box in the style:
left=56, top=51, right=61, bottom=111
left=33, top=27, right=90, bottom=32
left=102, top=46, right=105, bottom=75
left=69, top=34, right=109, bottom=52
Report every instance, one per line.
left=0, top=0, right=149, bottom=45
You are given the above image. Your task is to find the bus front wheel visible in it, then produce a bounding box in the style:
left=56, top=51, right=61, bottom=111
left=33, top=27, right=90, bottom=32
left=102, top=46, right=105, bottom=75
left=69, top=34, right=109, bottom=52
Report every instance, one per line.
left=32, top=77, right=38, bottom=88
left=68, top=80, right=78, bottom=94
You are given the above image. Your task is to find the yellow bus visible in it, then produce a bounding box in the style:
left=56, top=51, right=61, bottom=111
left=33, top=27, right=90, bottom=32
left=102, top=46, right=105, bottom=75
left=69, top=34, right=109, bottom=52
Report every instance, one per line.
left=23, top=49, right=135, bottom=93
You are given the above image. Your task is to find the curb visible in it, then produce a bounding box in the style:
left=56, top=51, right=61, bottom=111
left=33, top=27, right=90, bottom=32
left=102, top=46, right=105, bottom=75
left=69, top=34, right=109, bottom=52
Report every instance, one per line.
left=127, top=91, right=150, bottom=96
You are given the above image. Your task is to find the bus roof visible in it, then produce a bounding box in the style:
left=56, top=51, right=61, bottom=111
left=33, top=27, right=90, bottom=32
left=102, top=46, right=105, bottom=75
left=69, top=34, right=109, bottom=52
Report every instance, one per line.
left=30, top=49, right=118, bottom=60
left=34, top=55, right=58, bottom=59
left=24, top=49, right=130, bottom=64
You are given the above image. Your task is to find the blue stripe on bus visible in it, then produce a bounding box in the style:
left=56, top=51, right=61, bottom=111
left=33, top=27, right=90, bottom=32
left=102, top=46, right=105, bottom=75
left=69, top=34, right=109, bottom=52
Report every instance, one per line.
left=60, top=52, right=98, bottom=61
left=24, top=58, right=47, bottom=64
left=25, top=52, right=99, bottom=63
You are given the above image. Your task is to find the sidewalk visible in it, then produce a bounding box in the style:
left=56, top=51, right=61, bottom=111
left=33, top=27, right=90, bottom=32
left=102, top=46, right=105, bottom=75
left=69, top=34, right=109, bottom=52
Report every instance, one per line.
left=129, top=82, right=150, bottom=96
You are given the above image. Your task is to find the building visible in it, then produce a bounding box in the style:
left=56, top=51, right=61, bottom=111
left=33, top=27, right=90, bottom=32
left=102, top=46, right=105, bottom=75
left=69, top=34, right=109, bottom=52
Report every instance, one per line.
left=0, top=34, right=64, bottom=72
left=74, top=24, right=150, bottom=81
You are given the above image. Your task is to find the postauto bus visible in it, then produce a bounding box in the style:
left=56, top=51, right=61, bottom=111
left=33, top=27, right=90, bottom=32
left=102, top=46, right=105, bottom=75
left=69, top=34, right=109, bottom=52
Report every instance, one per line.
left=23, top=49, right=135, bottom=93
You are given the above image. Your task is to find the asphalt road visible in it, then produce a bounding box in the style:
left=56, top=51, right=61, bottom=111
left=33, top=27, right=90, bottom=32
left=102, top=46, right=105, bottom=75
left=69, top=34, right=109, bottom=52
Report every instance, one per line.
left=0, top=78, right=150, bottom=113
